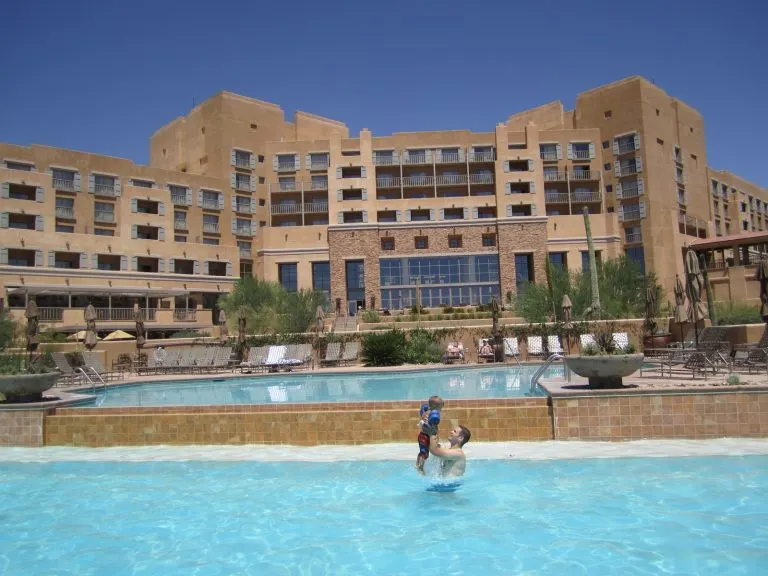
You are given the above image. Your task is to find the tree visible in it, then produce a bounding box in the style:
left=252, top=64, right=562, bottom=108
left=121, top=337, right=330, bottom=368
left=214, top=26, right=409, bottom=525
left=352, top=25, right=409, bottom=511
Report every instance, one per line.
left=0, top=309, right=16, bottom=351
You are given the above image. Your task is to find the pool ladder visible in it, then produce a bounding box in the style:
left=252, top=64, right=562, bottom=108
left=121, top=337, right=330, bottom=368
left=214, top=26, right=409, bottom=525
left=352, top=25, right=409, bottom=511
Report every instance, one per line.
left=529, top=353, right=565, bottom=394
left=76, top=367, right=106, bottom=395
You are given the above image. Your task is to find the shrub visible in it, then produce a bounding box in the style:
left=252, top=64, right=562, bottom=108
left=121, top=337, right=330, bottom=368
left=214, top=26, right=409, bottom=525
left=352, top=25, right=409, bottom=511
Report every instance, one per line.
left=714, top=301, right=761, bottom=326
left=362, top=309, right=381, bottom=323
left=0, top=309, right=16, bottom=352
left=361, top=330, right=407, bottom=366
left=726, top=374, right=741, bottom=385
left=405, top=329, right=443, bottom=364
left=170, top=329, right=206, bottom=339
left=442, top=306, right=454, bottom=314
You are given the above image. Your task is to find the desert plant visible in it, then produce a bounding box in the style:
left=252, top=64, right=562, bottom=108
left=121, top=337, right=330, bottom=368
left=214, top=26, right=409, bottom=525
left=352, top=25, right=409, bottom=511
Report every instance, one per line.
left=361, top=330, right=407, bottom=366
left=714, top=301, right=761, bottom=326
left=0, top=352, right=55, bottom=375
left=405, top=328, right=443, bottom=364
left=726, top=373, right=741, bottom=385
left=0, top=309, right=16, bottom=351
left=362, top=309, right=381, bottom=323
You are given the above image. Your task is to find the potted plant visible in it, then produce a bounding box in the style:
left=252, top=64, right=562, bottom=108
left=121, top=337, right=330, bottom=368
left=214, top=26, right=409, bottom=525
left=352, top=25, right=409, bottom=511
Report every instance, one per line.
left=565, top=324, right=645, bottom=389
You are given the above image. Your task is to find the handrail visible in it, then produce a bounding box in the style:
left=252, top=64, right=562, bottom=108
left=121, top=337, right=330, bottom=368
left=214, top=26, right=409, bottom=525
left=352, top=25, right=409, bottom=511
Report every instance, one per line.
left=76, top=366, right=106, bottom=395
left=530, top=353, right=564, bottom=394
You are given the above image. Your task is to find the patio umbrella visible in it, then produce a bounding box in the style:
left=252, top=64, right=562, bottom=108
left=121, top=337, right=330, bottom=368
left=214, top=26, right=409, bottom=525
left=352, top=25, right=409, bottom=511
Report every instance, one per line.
left=236, top=307, right=248, bottom=361
left=103, top=329, right=135, bottom=341
left=133, top=303, right=146, bottom=350
left=673, top=274, right=688, bottom=342
left=84, top=304, right=98, bottom=350
left=25, top=299, right=39, bottom=353
left=757, top=253, right=768, bottom=321
left=218, top=309, right=229, bottom=343
left=68, top=330, right=101, bottom=342
left=489, top=296, right=502, bottom=362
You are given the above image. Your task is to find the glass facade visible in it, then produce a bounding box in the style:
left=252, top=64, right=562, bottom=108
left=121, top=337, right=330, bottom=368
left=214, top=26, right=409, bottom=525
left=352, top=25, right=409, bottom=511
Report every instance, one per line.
left=515, top=254, right=532, bottom=295
left=581, top=250, right=602, bottom=273
left=625, top=247, right=646, bottom=274
left=548, top=252, right=567, bottom=271
left=379, top=255, right=500, bottom=309
left=346, top=260, right=365, bottom=307
left=312, top=261, right=331, bottom=306
left=278, top=263, right=297, bottom=292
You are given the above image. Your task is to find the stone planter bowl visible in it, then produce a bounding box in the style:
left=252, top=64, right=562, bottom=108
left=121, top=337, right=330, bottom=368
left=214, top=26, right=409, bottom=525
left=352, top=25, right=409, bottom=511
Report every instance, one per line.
left=564, top=354, right=645, bottom=389
left=0, top=372, right=61, bottom=403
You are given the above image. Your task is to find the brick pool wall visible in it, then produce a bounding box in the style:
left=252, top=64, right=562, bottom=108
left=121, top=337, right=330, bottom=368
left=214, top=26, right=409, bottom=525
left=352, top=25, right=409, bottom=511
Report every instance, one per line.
left=0, top=409, right=49, bottom=447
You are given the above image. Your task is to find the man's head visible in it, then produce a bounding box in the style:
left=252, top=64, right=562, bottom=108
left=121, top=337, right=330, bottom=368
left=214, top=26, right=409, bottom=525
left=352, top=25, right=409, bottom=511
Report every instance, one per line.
left=449, top=425, right=471, bottom=447
left=428, top=395, right=444, bottom=410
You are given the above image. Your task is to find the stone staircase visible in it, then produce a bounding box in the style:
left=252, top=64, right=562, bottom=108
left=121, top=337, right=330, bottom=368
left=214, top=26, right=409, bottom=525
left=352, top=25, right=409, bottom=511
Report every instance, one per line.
left=332, top=316, right=358, bottom=333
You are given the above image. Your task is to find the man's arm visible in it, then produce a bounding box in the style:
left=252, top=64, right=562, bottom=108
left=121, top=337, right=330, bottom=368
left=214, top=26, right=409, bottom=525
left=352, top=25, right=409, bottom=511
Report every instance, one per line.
left=428, top=434, right=464, bottom=460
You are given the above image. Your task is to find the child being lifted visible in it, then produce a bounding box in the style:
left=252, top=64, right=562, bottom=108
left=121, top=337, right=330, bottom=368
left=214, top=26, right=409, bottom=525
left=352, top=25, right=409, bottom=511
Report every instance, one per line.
left=416, top=395, right=443, bottom=473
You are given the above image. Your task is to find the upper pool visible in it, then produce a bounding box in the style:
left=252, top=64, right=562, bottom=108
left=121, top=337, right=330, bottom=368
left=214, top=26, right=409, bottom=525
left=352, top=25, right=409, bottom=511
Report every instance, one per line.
left=85, top=365, right=556, bottom=407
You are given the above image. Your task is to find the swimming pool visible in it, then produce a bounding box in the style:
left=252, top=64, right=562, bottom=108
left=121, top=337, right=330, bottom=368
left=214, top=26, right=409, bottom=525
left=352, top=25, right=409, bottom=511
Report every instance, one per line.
left=1, top=453, right=765, bottom=575
left=87, top=365, right=555, bottom=407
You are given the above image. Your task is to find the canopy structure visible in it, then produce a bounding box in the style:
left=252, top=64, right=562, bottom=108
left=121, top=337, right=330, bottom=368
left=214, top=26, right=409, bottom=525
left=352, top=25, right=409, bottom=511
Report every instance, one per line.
left=5, top=285, right=190, bottom=297
left=68, top=330, right=101, bottom=342
left=102, top=330, right=135, bottom=341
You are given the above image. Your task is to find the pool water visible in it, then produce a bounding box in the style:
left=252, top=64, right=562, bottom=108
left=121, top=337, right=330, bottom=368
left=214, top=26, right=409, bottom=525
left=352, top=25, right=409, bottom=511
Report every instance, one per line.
left=1, top=456, right=766, bottom=575
left=88, top=365, right=554, bottom=407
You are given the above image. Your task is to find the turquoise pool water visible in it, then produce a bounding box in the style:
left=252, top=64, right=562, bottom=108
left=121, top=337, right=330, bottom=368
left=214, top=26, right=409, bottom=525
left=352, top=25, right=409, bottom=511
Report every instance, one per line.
left=87, top=365, right=555, bottom=407
left=1, top=456, right=766, bottom=574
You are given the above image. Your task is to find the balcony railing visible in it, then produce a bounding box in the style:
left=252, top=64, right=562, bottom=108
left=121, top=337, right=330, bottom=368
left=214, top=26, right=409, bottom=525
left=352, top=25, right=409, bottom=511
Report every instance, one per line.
left=436, top=153, right=462, bottom=164
left=94, top=211, right=115, bottom=223
left=270, top=181, right=301, bottom=193
left=53, top=178, right=75, bottom=192
left=235, top=226, right=252, bottom=236
left=621, top=184, right=641, bottom=199
left=235, top=157, right=251, bottom=169
left=619, top=164, right=639, bottom=177
left=310, top=179, right=328, bottom=191
left=201, top=199, right=220, bottom=210
left=202, top=222, right=220, bottom=233
left=271, top=204, right=302, bottom=215
left=623, top=209, right=642, bottom=221
left=572, top=191, right=602, bottom=203
left=435, top=174, right=468, bottom=186
left=625, top=233, right=642, bottom=244
left=468, top=151, right=494, bottom=162
left=235, top=202, right=252, bottom=214
left=277, top=162, right=297, bottom=172
left=373, top=155, right=398, bottom=166
left=403, top=155, right=429, bottom=166
left=572, top=149, right=591, bottom=160
left=376, top=177, right=401, bottom=188
left=239, top=248, right=252, bottom=258
left=571, top=170, right=599, bottom=181
left=675, top=175, right=685, bottom=186
left=94, top=184, right=117, bottom=196
left=38, top=307, right=64, bottom=322
left=96, top=308, right=157, bottom=322
left=235, top=180, right=251, bottom=191
left=539, top=150, right=558, bottom=161
left=544, top=171, right=567, bottom=182
left=174, top=309, right=197, bottom=322
left=545, top=192, right=569, bottom=204
left=402, top=175, right=434, bottom=187
left=174, top=219, right=188, bottom=231
left=171, top=194, right=187, bottom=206
left=271, top=202, right=330, bottom=215
left=469, top=173, right=494, bottom=185
left=309, top=160, right=330, bottom=170
left=617, top=142, right=637, bottom=155
left=304, top=202, right=329, bottom=214
left=55, top=206, right=74, bottom=219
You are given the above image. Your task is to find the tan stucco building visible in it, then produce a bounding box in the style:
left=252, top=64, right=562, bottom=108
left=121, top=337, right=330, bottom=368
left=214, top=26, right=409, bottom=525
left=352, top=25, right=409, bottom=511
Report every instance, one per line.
left=1, top=76, right=765, bottom=326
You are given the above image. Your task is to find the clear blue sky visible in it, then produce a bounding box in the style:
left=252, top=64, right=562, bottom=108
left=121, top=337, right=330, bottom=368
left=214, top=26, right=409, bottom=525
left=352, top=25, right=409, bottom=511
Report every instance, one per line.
left=1, top=0, right=766, bottom=185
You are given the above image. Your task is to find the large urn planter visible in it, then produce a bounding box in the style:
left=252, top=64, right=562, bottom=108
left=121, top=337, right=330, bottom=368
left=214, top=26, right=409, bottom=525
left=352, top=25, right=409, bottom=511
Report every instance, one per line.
left=564, top=354, right=645, bottom=389
left=0, top=372, right=60, bottom=403
left=642, top=333, right=671, bottom=350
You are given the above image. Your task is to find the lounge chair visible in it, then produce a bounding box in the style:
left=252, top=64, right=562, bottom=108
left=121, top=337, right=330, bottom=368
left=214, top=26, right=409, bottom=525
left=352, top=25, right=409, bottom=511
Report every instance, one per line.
left=320, top=342, right=342, bottom=366
left=284, top=344, right=312, bottom=370
left=195, top=347, right=216, bottom=373
left=732, top=326, right=768, bottom=374
left=477, top=338, right=495, bottom=363
left=547, top=335, right=564, bottom=354
left=239, top=346, right=269, bottom=372
left=612, top=332, right=630, bottom=351
left=51, top=352, right=82, bottom=386
left=81, top=351, right=123, bottom=381
left=264, top=345, right=287, bottom=371
left=442, top=341, right=466, bottom=364
left=176, top=349, right=196, bottom=373
left=503, top=337, right=520, bottom=359
left=340, top=341, right=359, bottom=366
left=527, top=336, right=544, bottom=359
left=159, top=348, right=180, bottom=374
left=212, top=347, right=233, bottom=371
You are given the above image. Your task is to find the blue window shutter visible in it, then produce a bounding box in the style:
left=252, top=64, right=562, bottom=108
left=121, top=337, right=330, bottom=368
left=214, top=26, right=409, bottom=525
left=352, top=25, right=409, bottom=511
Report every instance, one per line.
left=336, top=167, right=342, bottom=179
left=589, top=143, right=596, bottom=159
left=0, top=212, right=7, bottom=228
left=231, top=196, right=237, bottom=211
left=203, top=261, right=209, bottom=275
left=48, top=251, right=55, bottom=267
left=636, top=156, right=643, bottom=173
left=226, top=262, right=233, bottom=276
left=506, top=205, right=512, bottom=217
left=249, top=154, right=256, bottom=169
left=556, top=144, right=563, bottom=160
left=615, top=183, right=623, bottom=199
left=35, top=250, right=44, bottom=267
left=36, top=186, right=44, bottom=202
left=294, top=156, right=300, bottom=171
left=92, top=254, right=98, bottom=269
left=337, top=212, right=344, bottom=224
left=186, top=189, right=193, bottom=206
left=158, top=227, right=165, bottom=241
left=0, top=183, right=8, bottom=199
left=0, top=248, right=7, bottom=265
left=158, top=202, right=165, bottom=216
left=230, top=172, right=236, bottom=188
left=120, top=255, right=128, bottom=270
left=131, top=256, right=138, bottom=271
left=73, top=172, right=82, bottom=192
left=217, top=193, right=224, bottom=210
left=336, top=190, right=343, bottom=202
left=361, top=166, right=367, bottom=178
left=250, top=198, right=257, bottom=213
left=250, top=176, right=256, bottom=192
left=505, top=183, right=511, bottom=195
left=272, top=155, right=278, bottom=171
left=131, top=224, right=137, bottom=239
left=231, top=219, right=237, bottom=234
left=637, top=178, right=645, bottom=195
left=361, top=188, right=368, bottom=200
left=114, top=178, right=121, bottom=196
left=35, top=215, right=44, bottom=231
left=230, top=150, right=236, bottom=167
left=633, top=134, right=641, bottom=149
left=130, top=198, right=137, bottom=212
left=79, top=253, right=88, bottom=269
left=250, top=220, right=257, bottom=236
left=614, top=162, right=621, bottom=177
left=158, top=258, right=166, bottom=273
left=396, top=210, right=402, bottom=222
left=567, top=143, right=574, bottom=160
left=193, top=260, right=200, bottom=274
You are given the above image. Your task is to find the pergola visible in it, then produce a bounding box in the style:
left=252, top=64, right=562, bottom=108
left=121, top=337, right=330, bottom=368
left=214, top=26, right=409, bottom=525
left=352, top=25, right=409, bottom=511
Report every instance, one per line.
left=687, top=231, right=768, bottom=271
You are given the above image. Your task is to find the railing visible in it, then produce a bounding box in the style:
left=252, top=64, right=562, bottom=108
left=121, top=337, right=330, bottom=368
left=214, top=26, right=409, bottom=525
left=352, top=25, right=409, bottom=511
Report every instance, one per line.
left=271, top=204, right=302, bottom=215
left=53, top=178, right=75, bottom=191
left=94, top=184, right=117, bottom=196
left=174, top=219, right=188, bottom=231
left=572, top=191, right=602, bottom=203
left=545, top=192, right=569, bottom=204
left=373, top=155, right=398, bottom=166
left=277, top=162, right=296, bottom=172
left=402, top=175, right=434, bottom=187
left=304, top=202, right=329, bottom=213
left=235, top=202, right=252, bottom=214
left=678, top=213, right=701, bottom=229
left=235, top=226, right=252, bottom=236
left=617, top=142, right=637, bottom=155
left=310, top=179, right=328, bottom=190
left=202, top=222, right=220, bottom=233
left=570, top=170, right=599, bottom=181
left=201, top=199, right=220, bottom=210
left=171, top=193, right=187, bottom=206
left=403, top=155, right=429, bottom=165
left=469, top=173, right=494, bottom=185
left=234, top=157, right=251, bottom=169
left=435, top=174, right=468, bottom=186
left=38, top=307, right=64, bottom=322
left=530, top=353, right=565, bottom=393
left=55, top=206, right=74, bottom=219
left=376, top=177, right=401, bottom=188
left=239, top=248, right=252, bottom=258
left=572, top=149, right=591, bottom=160
left=707, top=260, right=727, bottom=271
left=544, top=171, right=567, bottom=182
left=625, top=233, right=642, bottom=243
left=94, top=211, right=115, bottom=223
left=270, top=181, right=301, bottom=192
left=621, top=184, right=640, bottom=198
left=539, top=150, right=558, bottom=161
left=469, top=151, right=494, bottom=162
left=309, top=160, right=330, bottom=170
left=174, top=309, right=197, bottom=322
left=235, top=180, right=251, bottom=191
left=623, top=209, right=642, bottom=221
left=436, top=153, right=462, bottom=164
left=95, top=308, right=157, bottom=321
left=619, top=164, right=639, bottom=177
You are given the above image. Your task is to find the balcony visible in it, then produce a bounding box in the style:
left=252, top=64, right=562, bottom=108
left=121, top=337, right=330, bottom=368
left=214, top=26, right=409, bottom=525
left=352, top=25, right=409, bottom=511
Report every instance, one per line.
left=540, top=150, right=558, bottom=161
left=622, top=208, right=642, bottom=221
left=620, top=182, right=641, bottom=199
left=239, top=248, right=252, bottom=258
left=469, top=173, right=494, bottom=185
left=373, top=155, right=398, bottom=166
left=55, top=207, right=74, bottom=219
left=94, top=184, right=117, bottom=197
left=376, top=177, right=401, bottom=188
left=304, top=202, right=329, bottom=214
left=436, top=152, right=462, bottom=164
left=234, top=202, right=252, bottom=214
left=402, top=175, right=434, bottom=187
left=310, top=178, right=328, bottom=191
left=96, top=308, right=157, bottom=322
left=571, top=191, right=602, bottom=203
left=271, top=204, right=302, bottom=215
left=174, top=219, right=188, bottom=231
left=235, top=157, right=251, bottom=169
left=38, top=307, right=64, bottom=322
left=271, top=202, right=330, bottom=215
left=544, top=171, right=567, bottom=182
left=235, top=225, right=252, bottom=236
left=572, top=149, right=591, bottom=160
left=174, top=309, right=197, bottom=322
left=235, top=180, right=251, bottom=192
left=53, top=178, right=75, bottom=192
left=270, top=181, right=301, bottom=193
left=94, top=210, right=115, bottom=223
left=617, top=142, right=637, bottom=155
left=277, top=162, right=297, bottom=172
left=570, top=170, right=599, bottom=181
left=201, top=198, right=220, bottom=210
left=435, top=174, right=468, bottom=186
left=545, top=192, right=569, bottom=204
left=618, top=164, right=640, bottom=177
left=469, top=151, right=494, bottom=162
left=625, top=232, right=642, bottom=244
left=403, top=154, right=430, bottom=166
left=202, top=222, right=220, bottom=234
left=171, top=193, right=187, bottom=206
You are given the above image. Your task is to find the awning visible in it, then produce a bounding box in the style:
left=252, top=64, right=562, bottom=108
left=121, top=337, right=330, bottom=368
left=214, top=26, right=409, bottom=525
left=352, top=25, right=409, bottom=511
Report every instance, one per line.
left=4, top=284, right=191, bottom=297
left=56, top=323, right=213, bottom=333
left=689, top=231, right=768, bottom=251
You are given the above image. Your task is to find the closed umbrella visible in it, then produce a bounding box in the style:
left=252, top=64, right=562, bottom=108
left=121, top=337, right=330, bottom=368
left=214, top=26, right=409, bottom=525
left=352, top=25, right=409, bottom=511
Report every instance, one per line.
left=489, top=296, right=502, bottom=362
left=315, top=305, right=325, bottom=333
left=84, top=304, right=98, bottom=350
left=673, top=274, right=688, bottom=344
left=757, top=253, right=768, bottom=321
left=236, top=307, right=248, bottom=362
left=25, top=299, right=39, bottom=353
left=218, top=310, right=229, bottom=343
left=684, top=248, right=708, bottom=347
left=562, top=294, right=573, bottom=355
left=133, top=303, right=146, bottom=351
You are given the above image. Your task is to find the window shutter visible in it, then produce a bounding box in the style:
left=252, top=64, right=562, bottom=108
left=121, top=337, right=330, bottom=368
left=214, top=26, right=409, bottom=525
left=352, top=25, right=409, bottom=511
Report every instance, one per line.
left=361, top=166, right=367, bottom=178
left=405, top=210, right=411, bottom=222
left=74, top=172, right=82, bottom=192
left=505, top=183, right=511, bottom=195
left=168, top=258, right=175, bottom=272
left=567, top=143, right=574, bottom=160
left=530, top=182, right=536, bottom=194
left=231, top=196, right=237, bottom=211
left=637, top=178, right=645, bottom=195
left=612, top=139, right=619, bottom=155
left=556, top=144, right=563, bottom=160
left=158, top=227, right=165, bottom=241
left=230, top=150, right=236, bottom=167
left=614, top=162, right=621, bottom=177
left=250, top=198, right=257, bottom=213
left=617, top=205, right=625, bottom=222
left=393, top=151, right=400, bottom=164
left=458, top=148, right=465, bottom=162
left=230, top=172, right=236, bottom=189
left=88, top=174, right=95, bottom=193
left=250, top=176, right=256, bottom=192
left=294, top=156, right=300, bottom=171
left=589, top=143, right=596, bottom=159
left=439, top=208, right=445, bottom=220
left=469, top=207, right=476, bottom=219
left=305, top=154, right=311, bottom=169
left=337, top=212, right=344, bottom=224
left=396, top=210, right=402, bottom=222
left=426, top=150, right=433, bottom=163
left=226, top=262, right=233, bottom=276
left=0, top=212, right=7, bottom=228
left=503, top=161, right=510, bottom=173
left=633, top=134, right=641, bottom=150
left=203, top=261, right=210, bottom=275
left=158, top=202, right=166, bottom=216
left=249, top=154, right=256, bottom=169
left=272, top=156, right=278, bottom=171
left=114, top=178, right=121, bottom=196
left=615, top=182, right=623, bottom=199
left=218, top=193, right=225, bottom=210
left=36, top=186, right=44, bottom=202
left=79, top=252, right=88, bottom=269
left=231, top=219, right=237, bottom=234
left=35, top=250, right=44, bottom=267
left=130, top=198, right=137, bottom=213
left=639, top=200, right=647, bottom=219
left=0, top=248, right=7, bottom=265
left=250, top=220, right=257, bottom=236
left=429, top=208, right=436, bottom=221
left=361, top=188, right=368, bottom=200
left=35, top=215, right=44, bottom=231
left=193, top=260, right=200, bottom=274
left=48, top=251, right=55, bottom=267
left=506, top=205, right=512, bottom=218
left=197, top=191, right=203, bottom=207
left=91, top=254, right=98, bottom=269
left=336, top=190, right=343, bottom=202
left=158, top=258, right=166, bottom=273
left=362, top=210, right=368, bottom=223
left=531, top=204, right=538, bottom=216
left=435, top=149, right=443, bottom=163
left=186, top=189, right=192, bottom=206
left=131, top=256, right=138, bottom=271
left=131, top=224, right=137, bottom=239
left=528, top=159, right=534, bottom=171
left=635, top=156, right=643, bottom=173
left=403, top=150, right=410, bottom=163
left=1, top=183, right=8, bottom=198
left=120, top=255, right=128, bottom=270
left=336, top=167, right=342, bottom=179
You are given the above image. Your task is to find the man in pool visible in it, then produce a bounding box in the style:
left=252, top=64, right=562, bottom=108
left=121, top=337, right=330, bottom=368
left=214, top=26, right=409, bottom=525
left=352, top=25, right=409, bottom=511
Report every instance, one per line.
left=429, top=425, right=471, bottom=477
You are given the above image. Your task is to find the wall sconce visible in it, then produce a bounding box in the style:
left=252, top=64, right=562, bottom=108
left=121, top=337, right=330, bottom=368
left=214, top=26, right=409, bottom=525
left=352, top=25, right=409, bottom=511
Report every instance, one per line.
left=20, top=239, right=25, bottom=247
left=66, top=242, right=70, bottom=250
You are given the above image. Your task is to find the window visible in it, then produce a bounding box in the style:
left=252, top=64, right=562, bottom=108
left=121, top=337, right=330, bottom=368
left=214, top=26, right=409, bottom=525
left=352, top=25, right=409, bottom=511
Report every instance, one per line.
left=7, top=184, right=35, bottom=201
left=448, top=235, right=463, bottom=249
left=625, top=246, right=645, bottom=274
left=5, top=160, right=33, bottom=171
left=605, top=185, right=613, bottom=193
left=415, top=236, right=428, bottom=250
left=345, top=260, right=365, bottom=306
left=94, top=201, right=114, bottom=223
left=278, top=263, right=298, bottom=292
left=234, top=150, right=252, bottom=168
left=203, top=214, right=219, bottom=233
left=381, top=237, right=395, bottom=251
left=515, top=254, right=533, bottom=295
left=741, top=203, right=747, bottom=213
left=342, top=189, right=363, bottom=201
left=235, top=173, right=251, bottom=191
left=743, top=221, right=749, bottom=231
left=312, top=262, right=331, bottom=304
left=656, top=138, right=664, bottom=146
left=507, top=143, right=525, bottom=150
left=678, top=188, right=686, bottom=205
left=656, top=109, right=660, bottom=116
left=482, top=233, right=496, bottom=247
left=410, top=209, right=431, bottom=222
left=539, top=143, right=558, bottom=161
left=581, top=250, right=602, bottom=273
left=607, top=207, right=615, bottom=213
left=625, top=226, right=642, bottom=243
left=131, top=178, right=153, bottom=188
left=94, top=228, right=114, bottom=237
left=174, top=235, right=186, bottom=243
left=55, top=224, right=74, bottom=233
left=571, top=143, right=590, bottom=159
left=309, top=153, right=330, bottom=169
left=510, top=205, right=532, bottom=217
left=277, top=154, right=296, bottom=171
left=507, top=160, right=528, bottom=172
left=235, top=218, right=252, bottom=234
left=342, top=211, right=364, bottom=224
left=604, top=110, right=612, bottom=118
left=604, top=163, right=611, bottom=171
left=258, top=176, right=265, bottom=184
left=52, top=168, right=76, bottom=191
left=341, top=150, right=360, bottom=157
left=93, top=174, right=116, bottom=195
left=443, top=208, right=464, bottom=220
left=549, top=252, right=567, bottom=271
left=258, top=199, right=265, bottom=206
left=203, top=237, right=219, bottom=245
left=55, top=196, right=74, bottom=212
left=602, top=140, right=609, bottom=149
left=237, top=241, right=252, bottom=257
left=341, top=166, right=362, bottom=178
left=202, top=190, right=220, bottom=209
left=311, top=175, right=328, bottom=190
left=477, top=207, right=496, bottom=219
left=258, top=155, right=264, bottom=163
left=377, top=211, right=397, bottom=223
left=235, top=197, right=251, bottom=213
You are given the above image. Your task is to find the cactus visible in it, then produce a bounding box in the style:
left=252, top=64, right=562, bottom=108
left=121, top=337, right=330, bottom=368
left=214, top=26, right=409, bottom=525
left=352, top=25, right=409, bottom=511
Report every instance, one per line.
left=582, top=207, right=601, bottom=319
